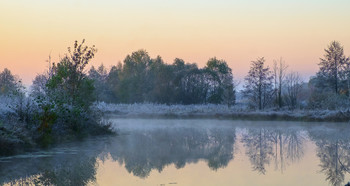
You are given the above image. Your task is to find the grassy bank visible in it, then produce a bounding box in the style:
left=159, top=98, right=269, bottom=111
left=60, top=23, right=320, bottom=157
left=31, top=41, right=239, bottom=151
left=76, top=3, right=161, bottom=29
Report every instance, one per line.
left=0, top=112, right=113, bottom=157
left=0, top=123, right=113, bottom=157
left=0, top=125, right=34, bottom=156
left=97, top=103, right=350, bottom=122
left=2, top=102, right=349, bottom=156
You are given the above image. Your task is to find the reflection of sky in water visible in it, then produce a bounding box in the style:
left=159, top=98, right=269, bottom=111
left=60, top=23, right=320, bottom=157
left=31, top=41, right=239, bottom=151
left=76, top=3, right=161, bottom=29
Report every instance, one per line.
left=1, top=119, right=350, bottom=186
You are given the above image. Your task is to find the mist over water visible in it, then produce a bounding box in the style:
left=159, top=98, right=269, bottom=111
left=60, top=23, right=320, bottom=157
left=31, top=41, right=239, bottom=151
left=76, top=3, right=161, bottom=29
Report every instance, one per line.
left=1, top=118, right=350, bottom=186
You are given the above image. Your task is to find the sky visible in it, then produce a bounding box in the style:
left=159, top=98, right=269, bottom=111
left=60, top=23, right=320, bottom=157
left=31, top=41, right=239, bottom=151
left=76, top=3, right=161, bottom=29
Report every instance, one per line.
left=1, top=0, right=350, bottom=85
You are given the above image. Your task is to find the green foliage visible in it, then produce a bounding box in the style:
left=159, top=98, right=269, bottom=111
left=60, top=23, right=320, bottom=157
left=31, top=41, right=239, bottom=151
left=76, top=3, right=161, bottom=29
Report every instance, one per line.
left=47, top=58, right=95, bottom=109
left=26, top=40, right=112, bottom=146
left=90, top=51, right=236, bottom=105
left=37, top=104, right=57, bottom=147
left=205, top=57, right=235, bottom=105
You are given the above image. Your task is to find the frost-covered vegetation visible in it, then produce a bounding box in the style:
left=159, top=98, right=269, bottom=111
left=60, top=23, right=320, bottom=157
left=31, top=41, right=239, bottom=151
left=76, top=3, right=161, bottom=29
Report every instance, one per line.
left=95, top=102, right=245, bottom=115
left=2, top=120, right=350, bottom=186
left=88, top=41, right=350, bottom=111
left=95, top=102, right=350, bottom=122
left=1, top=40, right=350, bottom=156
left=0, top=40, right=112, bottom=156
left=90, top=40, right=350, bottom=121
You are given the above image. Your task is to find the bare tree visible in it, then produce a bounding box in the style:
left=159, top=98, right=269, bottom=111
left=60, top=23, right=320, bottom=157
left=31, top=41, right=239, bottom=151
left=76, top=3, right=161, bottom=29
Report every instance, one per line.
left=284, top=72, right=302, bottom=109
left=273, top=58, right=288, bottom=108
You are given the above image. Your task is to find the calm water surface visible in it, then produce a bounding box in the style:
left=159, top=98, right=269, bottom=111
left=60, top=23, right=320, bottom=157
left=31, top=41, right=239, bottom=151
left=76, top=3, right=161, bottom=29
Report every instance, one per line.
left=1, top=119, right=350, bottom=186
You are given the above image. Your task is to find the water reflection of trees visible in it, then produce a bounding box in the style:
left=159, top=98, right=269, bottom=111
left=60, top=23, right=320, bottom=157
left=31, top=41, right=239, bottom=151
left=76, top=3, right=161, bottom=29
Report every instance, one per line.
left=0, top=137, right=109, bottom=185
left=241, top=127, right=305, bottom=174
left=308, top=127, right=350, bottom=186
left=4, top=122, right=350, bottom=186
left=107, top=127, right=236, bottom=178
left=0, top=126, right=236, bottom=184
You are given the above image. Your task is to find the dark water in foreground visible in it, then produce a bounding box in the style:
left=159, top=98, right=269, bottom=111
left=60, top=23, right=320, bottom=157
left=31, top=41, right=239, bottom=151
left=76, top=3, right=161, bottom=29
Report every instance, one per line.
left=1, top=119, right=350, bottom=186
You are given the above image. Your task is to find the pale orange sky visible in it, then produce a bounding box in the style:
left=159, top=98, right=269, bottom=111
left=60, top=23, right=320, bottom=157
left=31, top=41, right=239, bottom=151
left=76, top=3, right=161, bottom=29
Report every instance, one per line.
left=1, top=0, right=350, bottom=85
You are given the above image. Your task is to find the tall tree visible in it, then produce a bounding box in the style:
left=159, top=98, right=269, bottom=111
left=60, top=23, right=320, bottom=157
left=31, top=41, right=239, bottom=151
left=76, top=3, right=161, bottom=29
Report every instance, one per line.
left=88, top=64, right=115, bottom=102
left=47, top=40, right=97, bottom=108
left=317, top=41, right=349, bottom=94
left=148, top=57, right=175, bottom=104
left=106, top=63, right=122, bottom=102
left=205, top=57, right=236, bottom=106
left=273, top=58, right=288, bottom=108
left=44, top=40, right=97, bottom=135
left=118, top=50, right=152, bottom=103
left=243, top=57, right=274, bottom=110
left=0, top=68, right=22, bottom=96
left=31, top=74, right=49, bottom=98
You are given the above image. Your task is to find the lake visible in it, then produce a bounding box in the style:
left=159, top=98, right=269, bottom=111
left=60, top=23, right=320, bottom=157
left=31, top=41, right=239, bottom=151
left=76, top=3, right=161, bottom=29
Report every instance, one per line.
left=1, top=119, right=350, bottom=186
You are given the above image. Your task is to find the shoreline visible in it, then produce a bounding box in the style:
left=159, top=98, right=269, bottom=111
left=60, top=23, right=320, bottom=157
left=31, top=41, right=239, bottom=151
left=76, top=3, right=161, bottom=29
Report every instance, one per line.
left=105, top=111, right=350, bottom=122
left=97, top=103, right=350, bottom=122
left=2, top=104, right=350, bottom=157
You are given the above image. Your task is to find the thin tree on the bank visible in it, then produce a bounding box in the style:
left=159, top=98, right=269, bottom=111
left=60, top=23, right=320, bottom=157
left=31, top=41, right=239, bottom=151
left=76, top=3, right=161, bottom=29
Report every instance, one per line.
left=243, top=57, right=274, bottom=110
left=273, top=58, right=288, bottom=108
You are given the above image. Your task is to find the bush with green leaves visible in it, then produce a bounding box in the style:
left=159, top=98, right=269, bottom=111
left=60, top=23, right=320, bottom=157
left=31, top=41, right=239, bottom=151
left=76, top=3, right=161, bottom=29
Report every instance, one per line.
left=29, top=40, right=112, bottom=145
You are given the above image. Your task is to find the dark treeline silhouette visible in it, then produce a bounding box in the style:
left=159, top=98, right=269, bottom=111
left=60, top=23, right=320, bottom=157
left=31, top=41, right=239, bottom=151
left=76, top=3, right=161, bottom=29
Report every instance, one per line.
left=88, top=50, right=236, bottom=106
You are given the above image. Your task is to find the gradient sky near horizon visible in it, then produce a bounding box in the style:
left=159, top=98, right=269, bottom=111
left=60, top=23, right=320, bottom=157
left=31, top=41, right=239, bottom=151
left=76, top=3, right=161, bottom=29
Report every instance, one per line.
left=1, top=0, right=350, bottom=85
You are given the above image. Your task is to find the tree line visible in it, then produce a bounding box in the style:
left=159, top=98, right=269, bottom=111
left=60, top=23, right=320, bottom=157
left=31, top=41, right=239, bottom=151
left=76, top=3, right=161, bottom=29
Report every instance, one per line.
left=0, top=40, right=349, bottom=151
left=87, top=51, right=236, bottom=106
left=242, top=41, right=350, bottom=110
left=83, top=41, right=349, bottom=110
left=0, top=40, right=349, bottom=113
